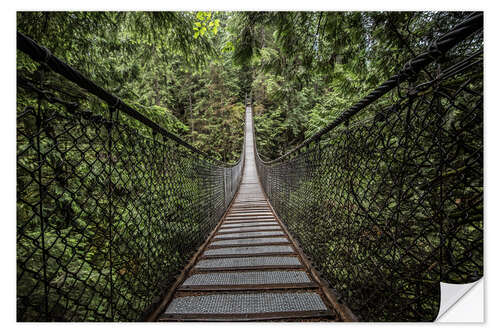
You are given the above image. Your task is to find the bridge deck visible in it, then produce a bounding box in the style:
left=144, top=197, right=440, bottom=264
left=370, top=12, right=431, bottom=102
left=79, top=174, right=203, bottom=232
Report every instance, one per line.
left=158, top=106, right=341, bottom=321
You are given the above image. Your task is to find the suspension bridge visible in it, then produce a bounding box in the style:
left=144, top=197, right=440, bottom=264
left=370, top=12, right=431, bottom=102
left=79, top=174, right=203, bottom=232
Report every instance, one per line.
left=154, top=105, right=355, bottom=321
left=16, top=12, right=483, bottom=322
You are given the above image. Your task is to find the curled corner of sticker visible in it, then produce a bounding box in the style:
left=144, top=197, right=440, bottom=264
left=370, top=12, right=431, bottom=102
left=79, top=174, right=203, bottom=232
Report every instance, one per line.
left=435, top=278, right=483, bottom=322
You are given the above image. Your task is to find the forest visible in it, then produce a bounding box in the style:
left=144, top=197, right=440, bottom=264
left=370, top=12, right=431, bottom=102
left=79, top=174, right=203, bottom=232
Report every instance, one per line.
left=16, top=11, right=482, bottom=322
left=17, top=11, right=472, bottom=161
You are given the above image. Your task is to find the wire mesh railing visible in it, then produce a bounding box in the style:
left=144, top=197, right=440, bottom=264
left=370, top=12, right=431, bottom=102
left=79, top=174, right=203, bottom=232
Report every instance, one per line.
left=16, top=32, right=244, bottom=321
left=254, top=13, right=483, bottom=321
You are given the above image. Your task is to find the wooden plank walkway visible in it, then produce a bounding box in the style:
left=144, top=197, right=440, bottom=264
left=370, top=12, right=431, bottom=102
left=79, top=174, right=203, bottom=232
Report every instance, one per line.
left=156, top=106, right=352, bottom=322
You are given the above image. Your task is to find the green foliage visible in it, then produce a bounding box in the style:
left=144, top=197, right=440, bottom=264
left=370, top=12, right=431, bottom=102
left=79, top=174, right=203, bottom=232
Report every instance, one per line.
left=16, top=10, right=478, bottom=321
left=193, top=11, right=220, bottom=38
left=17, top=11, right=247, bottom=321
left=227, top=11, right=471, bottom=160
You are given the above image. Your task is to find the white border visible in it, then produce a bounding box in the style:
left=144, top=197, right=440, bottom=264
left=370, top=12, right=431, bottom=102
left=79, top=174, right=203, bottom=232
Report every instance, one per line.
left=2, top=1, right=496, bottom=331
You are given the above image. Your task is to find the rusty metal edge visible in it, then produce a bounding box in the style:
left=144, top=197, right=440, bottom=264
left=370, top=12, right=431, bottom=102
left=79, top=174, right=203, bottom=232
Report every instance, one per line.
left=223, top=219, right=276, bottom=223
left=208, top=227, right=295, bottom=246
left=221, top=223, right=279, bottom=228
left=192, top=264, right=305, bottom=273
left=216, top=227, right=282, bottom=235
left=228, top=211, right=271, bottom=214
left=173, top=287, right=325, bottom=296
left=158, top=310, right=333, bottom=322
left=229, top=208, right=270, bottom=211
left=227, top=210, right=274, bottom=214
left=230, top=205, right=269, bottom=209
left=222, top=219, right=277, bottom=224
left=218, top=225, right=280, bottom=230
left=200, top=252, right=297, bottom=259
left=224, top=214, right=274, bottom=218
left=230, top=206, right=270, bottom=209
left=212, top=234, right=286, bottom=241
left=177, top=282, right=318, bottom=291
left=207, top=241, right=291, bottom=249
left=227, top=208, right=272, bottom=210
left=210, top=225, right=295, bottom=243
left=222, top=217, right=276, bottom=221
left=184, top=267, right=307, bottom=277
left=225, top=215, right=275, bottom=220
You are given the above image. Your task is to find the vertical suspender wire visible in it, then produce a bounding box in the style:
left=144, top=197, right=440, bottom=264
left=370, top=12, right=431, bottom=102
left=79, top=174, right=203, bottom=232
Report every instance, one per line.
left=35, top=95, right=49, bottom=321
left=147, top=130, right=155, bottom=299
left=344, top=119, right=352, bottom=308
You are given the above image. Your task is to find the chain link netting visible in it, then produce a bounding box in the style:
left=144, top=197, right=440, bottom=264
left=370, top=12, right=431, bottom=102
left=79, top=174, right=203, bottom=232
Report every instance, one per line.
left=17, top=35, right=243, bottom=321
left=255, top=15, right=483, bottom=321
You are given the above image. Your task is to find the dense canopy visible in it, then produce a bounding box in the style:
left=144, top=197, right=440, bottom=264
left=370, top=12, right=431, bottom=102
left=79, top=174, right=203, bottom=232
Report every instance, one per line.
left=17, top=11, right=471, bottom=161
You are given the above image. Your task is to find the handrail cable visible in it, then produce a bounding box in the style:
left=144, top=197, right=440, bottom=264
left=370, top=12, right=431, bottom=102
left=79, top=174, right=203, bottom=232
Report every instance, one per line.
left=17, top=31, right=239, bottom=167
